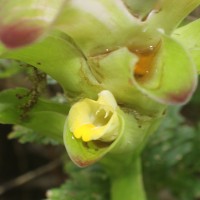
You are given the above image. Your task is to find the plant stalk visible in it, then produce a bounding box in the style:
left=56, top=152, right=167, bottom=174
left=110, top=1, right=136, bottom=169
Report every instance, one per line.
left=103, top=156, right=146, bottom=200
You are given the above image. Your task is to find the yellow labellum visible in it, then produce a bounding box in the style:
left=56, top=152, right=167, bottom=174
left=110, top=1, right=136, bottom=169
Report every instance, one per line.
left=74, top=124, right=96, bottom=142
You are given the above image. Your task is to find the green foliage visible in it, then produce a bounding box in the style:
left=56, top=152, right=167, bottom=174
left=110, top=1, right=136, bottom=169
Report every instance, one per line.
left=0, top=88, right=69, bottom=143
left=143, top=83, right=200, bottom=200
left=8, top=125, right=60, bottom=145
left=47, top=162, right=110, bottom=200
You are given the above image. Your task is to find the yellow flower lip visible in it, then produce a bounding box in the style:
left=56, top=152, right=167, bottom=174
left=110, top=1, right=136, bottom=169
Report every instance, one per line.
left=74, top=123, right=97, bottom=142
left=68, top=90, right=120, bottom=142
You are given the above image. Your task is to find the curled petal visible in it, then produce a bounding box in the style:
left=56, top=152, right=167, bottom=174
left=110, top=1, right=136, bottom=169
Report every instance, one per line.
left=0, top=0, right=66, bottom=48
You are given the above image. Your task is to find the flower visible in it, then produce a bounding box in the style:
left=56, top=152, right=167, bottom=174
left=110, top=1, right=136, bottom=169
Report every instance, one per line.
left=63, top=90, right=124, bottom=167
left=68, top=90, right=120, bottom=142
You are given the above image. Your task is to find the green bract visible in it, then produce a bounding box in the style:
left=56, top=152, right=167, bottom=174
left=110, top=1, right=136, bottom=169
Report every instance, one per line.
left=173, top=19, right=200, bottom=73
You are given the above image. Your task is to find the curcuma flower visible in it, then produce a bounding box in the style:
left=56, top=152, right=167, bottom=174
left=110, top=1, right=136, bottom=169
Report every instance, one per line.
left=63, top=90, right=123, bottom=166
left=68, top=90, right=120, bottom=142
left=64, top=90, right=163, bottom=167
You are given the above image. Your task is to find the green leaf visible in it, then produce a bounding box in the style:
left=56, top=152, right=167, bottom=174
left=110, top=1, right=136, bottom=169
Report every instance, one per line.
left=173, top=19, right=200, bottom=73
left=47, top=163, right=110, bottom=200
left=0, top=88, right=69, bottom=143
left=9, top=125, right=60, bottom=145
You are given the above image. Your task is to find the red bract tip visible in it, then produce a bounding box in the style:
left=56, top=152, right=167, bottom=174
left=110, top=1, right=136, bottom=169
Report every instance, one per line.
left=73, top=157, right=95, bottom=167
left=167, top=89, right=193, bottom=104
left=0, top=22, right=43, bottom=48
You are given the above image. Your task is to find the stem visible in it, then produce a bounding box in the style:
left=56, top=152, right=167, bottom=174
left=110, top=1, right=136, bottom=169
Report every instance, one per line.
left=103, top=156, right=146, bottom=200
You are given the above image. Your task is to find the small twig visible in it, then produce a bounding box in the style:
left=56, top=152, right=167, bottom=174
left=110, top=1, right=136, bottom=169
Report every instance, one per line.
left=0, top=158, right=62, bottom=196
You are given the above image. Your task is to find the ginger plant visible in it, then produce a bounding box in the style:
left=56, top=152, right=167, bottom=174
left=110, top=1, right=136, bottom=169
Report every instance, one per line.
left=0, top=0, right=200, bottom=199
